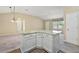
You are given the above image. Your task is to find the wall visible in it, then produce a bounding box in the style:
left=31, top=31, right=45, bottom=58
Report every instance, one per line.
left=64, top=7, right=79, bottom=13
left=0, top=13, right=44, bottom=36
left=0, top=14, right=17, bottom=35
left=45, top=21, right=50, bottom=30
left=24, top=14, right=44, bottom=32
left=44, top=21, right=53, bottom=30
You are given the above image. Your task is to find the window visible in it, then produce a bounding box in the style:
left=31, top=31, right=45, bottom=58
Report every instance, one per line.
left=52, top=20, right=64, bottom=31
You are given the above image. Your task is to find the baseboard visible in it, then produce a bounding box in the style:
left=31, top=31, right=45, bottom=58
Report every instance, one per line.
left=64, top=41, right=79, bottom=47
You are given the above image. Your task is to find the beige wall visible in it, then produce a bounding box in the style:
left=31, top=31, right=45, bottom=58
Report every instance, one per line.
left=0, top=14, right=17, bottom=35
left=24, top=14, right=44, bottom=32
left=44, top=21, right=53, bottom=30
left=64, top=7, right=79, bottom=13
left=0, top=13, right=44, bottom=36
left=45, top=21, right=50, bottom=30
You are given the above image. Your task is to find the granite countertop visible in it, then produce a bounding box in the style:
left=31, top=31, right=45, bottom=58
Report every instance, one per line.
left=22, top=30, right=62, bottom=35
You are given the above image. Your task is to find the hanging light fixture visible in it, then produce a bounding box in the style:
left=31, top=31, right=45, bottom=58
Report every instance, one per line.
left=9, top=6, right=16, bottom=22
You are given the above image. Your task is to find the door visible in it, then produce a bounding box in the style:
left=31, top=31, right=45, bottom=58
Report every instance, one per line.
left=16, top=19, right=25, bottom=33
left=66, top=12, right=78, bottom=45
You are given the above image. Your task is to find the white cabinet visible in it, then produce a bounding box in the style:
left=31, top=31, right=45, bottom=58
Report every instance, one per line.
left=53, top=35, right=60, bottom=53
left=36, top=33, right=43, bottom=48
left=21, top=32, right=60, bottom=53
left=21, top=34, right=36, bottom=52
left=65, top=12, right=79, bottom=45
left=59, top=34, right=64, bottom=50
left=43, top=34, right=53, bottom=52
left=36, top=33, right=54, bottom=53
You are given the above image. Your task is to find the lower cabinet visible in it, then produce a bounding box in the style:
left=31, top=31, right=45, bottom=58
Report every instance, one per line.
left=53, top=35, right=60, bottom=53
left=21, top=34, right=36, bottom=52
left=36, top=33, right=43, bottom=48
left=43, top=34, right=53, bottom=52
left=36, top=37, right=43, bottom=48
left=21, top=33, right=60, bottom=53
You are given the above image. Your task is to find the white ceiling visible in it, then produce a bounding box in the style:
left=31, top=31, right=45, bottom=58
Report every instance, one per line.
left=0, top=6, right=64, bottom=20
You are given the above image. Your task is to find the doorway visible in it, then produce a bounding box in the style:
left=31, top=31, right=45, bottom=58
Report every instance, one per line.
left=16, top=18, right=25, bottom=33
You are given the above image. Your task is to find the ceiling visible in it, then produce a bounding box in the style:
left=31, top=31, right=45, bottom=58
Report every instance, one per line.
left=0, top=6, right=64, bottom=20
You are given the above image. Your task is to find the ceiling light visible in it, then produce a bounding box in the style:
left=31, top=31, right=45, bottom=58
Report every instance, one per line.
left=9, top=6, right=16, bottom=22
left=25, top=9, right=28, bottom=11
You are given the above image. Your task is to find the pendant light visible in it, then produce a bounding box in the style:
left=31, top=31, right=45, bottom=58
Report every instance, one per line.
left=9, top=6, right=16, bottom=22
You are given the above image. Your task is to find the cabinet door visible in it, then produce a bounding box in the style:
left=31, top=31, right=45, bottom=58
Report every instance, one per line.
left=36, top=33, right=43, bottom=48
left=53, top=35, right=60, bottom=53
left=21, top=34, right=36, bottom=52
left=43, top=34, right=53, bottom=52
left=66, top=13, right=78, bottom=45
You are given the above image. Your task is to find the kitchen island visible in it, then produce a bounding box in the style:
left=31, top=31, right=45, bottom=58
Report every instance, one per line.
left=21, top=31, right=62, bottom=53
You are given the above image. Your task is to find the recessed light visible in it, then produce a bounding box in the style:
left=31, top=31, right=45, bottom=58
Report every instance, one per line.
left=9, top=7, right=12, bottom=8
left=25, top=9, right=28, bottom=11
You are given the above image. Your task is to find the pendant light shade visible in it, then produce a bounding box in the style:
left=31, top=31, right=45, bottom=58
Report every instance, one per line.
left=9, top=6, right=16, bottom=22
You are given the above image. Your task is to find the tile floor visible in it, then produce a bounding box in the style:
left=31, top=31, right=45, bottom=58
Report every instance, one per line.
left=0, top=34, right=79, bottom=53
left=0, top=34, right=22, bottom=53
left=60, top=42, right=79, bottom=53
